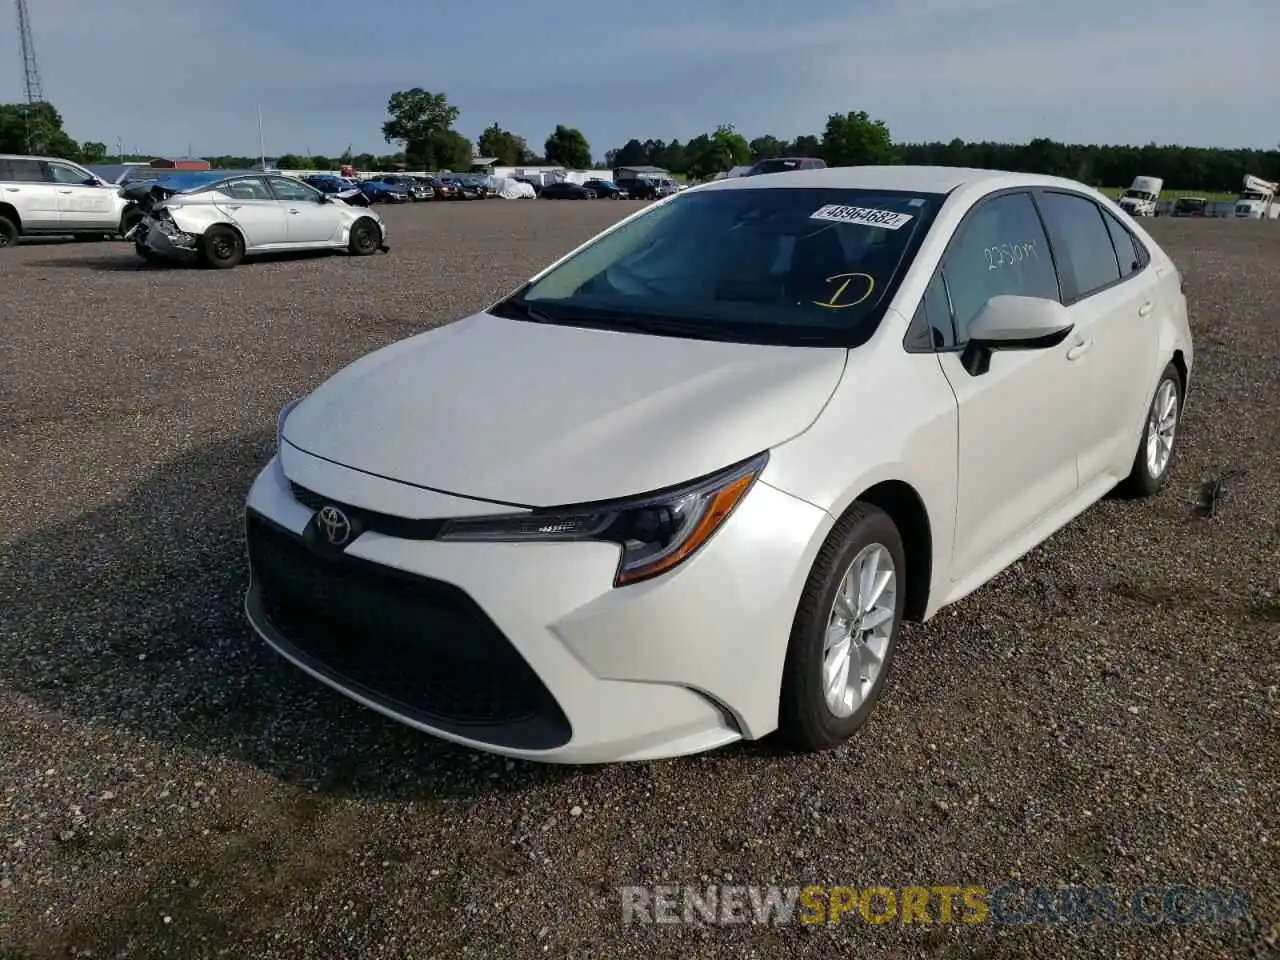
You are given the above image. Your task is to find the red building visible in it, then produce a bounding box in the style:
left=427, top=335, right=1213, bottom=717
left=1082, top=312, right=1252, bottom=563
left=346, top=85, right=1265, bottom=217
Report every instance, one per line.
left=149, top=157, right=211, bottom=170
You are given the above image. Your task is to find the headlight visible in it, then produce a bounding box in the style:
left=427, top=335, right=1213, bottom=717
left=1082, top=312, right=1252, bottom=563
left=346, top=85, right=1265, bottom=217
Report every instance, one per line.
left=438, top=452, right=768, bottom=587
left=276, top=397, right=304, bottom=450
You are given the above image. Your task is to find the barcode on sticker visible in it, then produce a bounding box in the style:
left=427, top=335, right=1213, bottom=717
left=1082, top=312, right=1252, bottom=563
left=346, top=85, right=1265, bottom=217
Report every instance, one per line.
left=809, top=204, right=914, bottom=230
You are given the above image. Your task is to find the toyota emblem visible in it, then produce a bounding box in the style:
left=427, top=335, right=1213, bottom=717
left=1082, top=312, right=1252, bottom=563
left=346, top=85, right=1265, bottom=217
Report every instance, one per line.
left=317, top=505, right=352, bottom=546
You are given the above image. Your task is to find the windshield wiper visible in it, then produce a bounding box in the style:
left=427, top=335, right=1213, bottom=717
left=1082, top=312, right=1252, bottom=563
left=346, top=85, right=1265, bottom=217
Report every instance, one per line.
left=556, top=315, right=744, bottom=342
left=493, top=298, right=557, bottom=325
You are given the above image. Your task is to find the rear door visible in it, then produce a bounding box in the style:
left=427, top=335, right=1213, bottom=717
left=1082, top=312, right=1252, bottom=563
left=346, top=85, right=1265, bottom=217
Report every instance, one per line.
left=267, top=176, right=340, bottom=244
left=213, top=177, right=289, bottom=247
left=2, top=158, right=60, bottom=232
left=1033, top=191, right=1160, bottom=485
left=47, top=159, right=120, bottom=230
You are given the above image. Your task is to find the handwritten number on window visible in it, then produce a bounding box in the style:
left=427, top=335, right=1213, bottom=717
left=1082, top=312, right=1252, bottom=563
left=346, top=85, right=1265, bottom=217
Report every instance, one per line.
left=984, top=241, right=1038, bottom=271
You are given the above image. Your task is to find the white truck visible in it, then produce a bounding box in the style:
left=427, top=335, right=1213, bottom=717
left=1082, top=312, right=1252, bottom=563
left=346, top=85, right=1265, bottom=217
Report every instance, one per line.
left=1117, top=175, right=1163, bottom=217
left=1232, top=174, right=1279, bottom=219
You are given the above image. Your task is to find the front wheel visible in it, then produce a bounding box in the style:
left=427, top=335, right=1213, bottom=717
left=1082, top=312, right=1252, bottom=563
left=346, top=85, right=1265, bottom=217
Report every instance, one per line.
left=1116, top=362, right=1182, bottom=498
left=0, top=216, right=19, bottom=249
left=199, top=225, right=244, bottom=269
left=348, top=217, right=380, bottom=256
left=119, top=208, right=143, bottom=238
left=778, top=503, right=906, bottom=751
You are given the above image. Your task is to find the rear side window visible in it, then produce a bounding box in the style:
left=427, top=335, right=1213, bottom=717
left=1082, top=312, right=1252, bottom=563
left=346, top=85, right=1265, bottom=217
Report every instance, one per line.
left=4, top=158, right=45, bottom=182
left=1101, top=209, right=1144, bottom=277
left=940, top=191, right=1059, bottom=342
left=1038, top=192, right=1122, bottom=299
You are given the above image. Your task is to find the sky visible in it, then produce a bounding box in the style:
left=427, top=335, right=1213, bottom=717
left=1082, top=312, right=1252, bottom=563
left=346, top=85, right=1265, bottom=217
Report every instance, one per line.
left=2, top=0, right=1276, bottom=159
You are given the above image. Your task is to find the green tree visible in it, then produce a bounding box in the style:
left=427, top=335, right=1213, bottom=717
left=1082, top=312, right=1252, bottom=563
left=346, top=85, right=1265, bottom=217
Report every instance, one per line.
left=612, top=138, right=649, bottom=167
left=685, top=125, right=751, bottom=180
left=477, top=123, right=528, bottom=165
left=820, top=111, right=898, bottom=166
left=276, top=154, right=305, bottom=169
left=788, top=134, right=822, bottom=157
left=428, top=130, right=474, bottom=171
left=80, top=141, right=108, bottom=162
left=748, top=135, right=787, bottom=160
left=0, top=102, right=79, bottom=157
left=544, top=125, right=592, bottom=169
left=382, top=88, right=461, bottom=166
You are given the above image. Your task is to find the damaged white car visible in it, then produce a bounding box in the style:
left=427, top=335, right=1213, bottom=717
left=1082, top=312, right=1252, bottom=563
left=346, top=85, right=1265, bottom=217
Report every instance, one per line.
left=132, top=170, right=389, bottom=269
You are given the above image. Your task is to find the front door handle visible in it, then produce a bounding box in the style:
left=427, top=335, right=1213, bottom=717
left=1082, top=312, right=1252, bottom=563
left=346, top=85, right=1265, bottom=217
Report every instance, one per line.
left=58, top=189, right=74, bottom=194
left=1137, top=301, right=1154, bottom=317
left=225, top=204, right=242, bottom=210
left=1066, top=338, right=1094, bottom=361
left=287, top=208, right=299, bottom=215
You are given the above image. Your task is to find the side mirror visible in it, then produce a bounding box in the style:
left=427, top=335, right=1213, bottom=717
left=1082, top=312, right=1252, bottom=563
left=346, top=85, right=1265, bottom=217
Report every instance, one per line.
left=960, top=295, right=1074, bottom=377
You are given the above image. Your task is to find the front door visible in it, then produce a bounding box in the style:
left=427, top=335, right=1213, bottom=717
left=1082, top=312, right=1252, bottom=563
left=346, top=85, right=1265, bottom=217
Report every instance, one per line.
left=267, top=176, right=339, bottom=245
left=213, top=177, right=289, bottom=247
left=930, top=190, right=1085, bottom=578
left=47, top=160, right=120, bottom=230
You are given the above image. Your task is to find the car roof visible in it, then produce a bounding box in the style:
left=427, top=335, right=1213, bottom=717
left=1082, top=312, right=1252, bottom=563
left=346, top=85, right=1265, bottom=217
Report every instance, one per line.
left=158, top=169, right=273, bottom=191
left=696, top=165, right=1096, bottom=196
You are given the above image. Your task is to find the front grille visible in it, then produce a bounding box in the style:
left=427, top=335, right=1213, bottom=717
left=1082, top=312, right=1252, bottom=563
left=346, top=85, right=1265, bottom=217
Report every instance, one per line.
left=246, top=512, right=571, bottom=750
left=288, top=481, right=447, bottom=540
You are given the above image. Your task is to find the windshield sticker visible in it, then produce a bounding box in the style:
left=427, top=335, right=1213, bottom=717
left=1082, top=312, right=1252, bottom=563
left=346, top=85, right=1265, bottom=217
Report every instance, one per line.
left=813, top=272, right=876, bottom=309
left=809, top=204, right=914, bottom=230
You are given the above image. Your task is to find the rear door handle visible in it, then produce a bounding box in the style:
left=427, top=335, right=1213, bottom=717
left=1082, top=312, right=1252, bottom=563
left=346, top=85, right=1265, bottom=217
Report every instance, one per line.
left=1137, top=301, right=1154, bottom=317
left=225, top=204, right=242, bottom=210
left=1066, top=338, right=1094, bottom=361
left=287, top=208, right=299, bottom=214
left=58, top=189, right=74, bottom=194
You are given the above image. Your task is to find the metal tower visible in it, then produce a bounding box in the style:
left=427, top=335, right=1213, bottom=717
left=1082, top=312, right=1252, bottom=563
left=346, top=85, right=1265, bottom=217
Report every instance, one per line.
left=15, top=0, right=47, bottom=152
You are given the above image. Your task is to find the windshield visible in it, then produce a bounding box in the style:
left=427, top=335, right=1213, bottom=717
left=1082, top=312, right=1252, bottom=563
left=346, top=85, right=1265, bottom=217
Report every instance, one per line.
left=495, top=186, right=942, bottom=346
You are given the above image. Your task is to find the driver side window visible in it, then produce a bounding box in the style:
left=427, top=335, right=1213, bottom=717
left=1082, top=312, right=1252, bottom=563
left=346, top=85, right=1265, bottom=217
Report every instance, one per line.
left=940, top=192, right=1060, bottom=344
left=46, top=162, right=91, bottom=185
left=268, top=176, right=320, bottom=203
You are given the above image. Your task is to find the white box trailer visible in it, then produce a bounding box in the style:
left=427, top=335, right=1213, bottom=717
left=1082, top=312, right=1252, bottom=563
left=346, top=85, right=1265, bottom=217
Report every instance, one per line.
left=1117, top=175, right=1163, bottom=217
left=1233, top=174, right=1279, bottom=219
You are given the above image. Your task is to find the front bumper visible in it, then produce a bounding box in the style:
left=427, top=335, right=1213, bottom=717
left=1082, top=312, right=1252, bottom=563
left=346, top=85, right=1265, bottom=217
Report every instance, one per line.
left=243, top=445, right=831, bottom=763
left=137, top=216, right=198, bottom=259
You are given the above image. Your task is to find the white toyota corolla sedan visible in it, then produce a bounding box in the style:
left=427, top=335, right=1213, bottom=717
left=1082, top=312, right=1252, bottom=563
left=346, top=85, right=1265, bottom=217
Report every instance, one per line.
left=244, top=166, right=1193, bottom=763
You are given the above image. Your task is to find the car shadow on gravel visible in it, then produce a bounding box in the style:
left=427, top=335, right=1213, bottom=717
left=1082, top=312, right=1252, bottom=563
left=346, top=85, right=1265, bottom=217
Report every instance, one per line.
left=0, top=432, right=590, bottom=800
left=26, top=249, right=364, bottom=272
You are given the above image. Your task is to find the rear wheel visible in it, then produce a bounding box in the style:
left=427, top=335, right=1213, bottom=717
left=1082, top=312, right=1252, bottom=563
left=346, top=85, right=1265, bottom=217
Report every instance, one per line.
left=0, top=216, right=18, bottom=249
left=1115, top=362, right=1182, bottom=498
left=348, top=218, right=380, bottom=256
left=199, top=225, right=244, bottom=269
left=778, top=503, right=906, bottom=751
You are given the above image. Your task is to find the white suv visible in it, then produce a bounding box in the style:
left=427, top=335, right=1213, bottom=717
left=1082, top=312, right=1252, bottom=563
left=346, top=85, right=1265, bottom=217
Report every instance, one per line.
left=0, top=154, right=134, bottom=248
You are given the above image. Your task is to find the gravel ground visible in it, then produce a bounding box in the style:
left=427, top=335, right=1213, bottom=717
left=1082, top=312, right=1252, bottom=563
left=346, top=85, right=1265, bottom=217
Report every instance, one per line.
left=1, top=203, right=1276, bottom=960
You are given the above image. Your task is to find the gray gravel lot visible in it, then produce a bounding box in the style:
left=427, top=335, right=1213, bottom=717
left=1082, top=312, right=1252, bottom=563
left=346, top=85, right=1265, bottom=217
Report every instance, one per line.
left=1, top=203, right=1276, bottom=959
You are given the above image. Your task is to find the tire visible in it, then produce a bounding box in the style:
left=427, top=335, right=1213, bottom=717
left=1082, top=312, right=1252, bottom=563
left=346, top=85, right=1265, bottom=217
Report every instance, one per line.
left=120, top=208, right=143, bottom=237
left=778, top=503, right=906, bottom=751
left=348, top=218, right=380, bottom=257
left=199, top=225, right=244, bottom=269
left=0, top=216, right=19, bottom=249
left=1115, top=362, right=1182, bottom=498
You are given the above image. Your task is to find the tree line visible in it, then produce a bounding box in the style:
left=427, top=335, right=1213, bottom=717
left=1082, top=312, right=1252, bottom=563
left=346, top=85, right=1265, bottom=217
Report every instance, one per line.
left=3, top=92, right=1277, bottom=193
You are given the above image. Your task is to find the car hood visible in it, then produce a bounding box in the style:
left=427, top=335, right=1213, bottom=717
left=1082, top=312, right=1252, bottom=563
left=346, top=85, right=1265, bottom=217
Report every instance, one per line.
left=281, top=312, right=848, bottom=507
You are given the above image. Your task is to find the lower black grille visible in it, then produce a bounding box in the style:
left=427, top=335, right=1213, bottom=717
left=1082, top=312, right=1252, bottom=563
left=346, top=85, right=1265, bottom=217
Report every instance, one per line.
left=246, top=511, right=571, bottom=750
